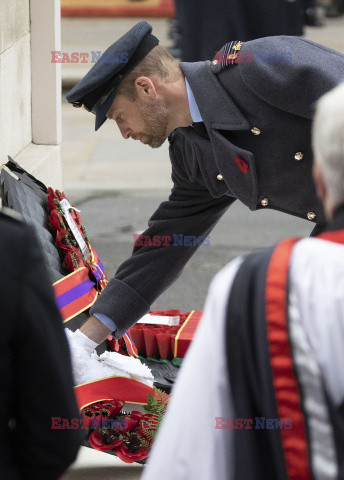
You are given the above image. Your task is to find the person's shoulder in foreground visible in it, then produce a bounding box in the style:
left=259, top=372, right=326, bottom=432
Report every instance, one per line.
left=0, top=208, right=83, bottom=480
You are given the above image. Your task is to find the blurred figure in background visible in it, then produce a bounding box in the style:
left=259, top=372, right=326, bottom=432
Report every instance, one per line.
left=323, top=0, right=344, bottom=16
left=141, top=82, right=344, bottom=480
left=303, top=0, right=325, bottom=25
left=173, top=0, right=304, bottom=62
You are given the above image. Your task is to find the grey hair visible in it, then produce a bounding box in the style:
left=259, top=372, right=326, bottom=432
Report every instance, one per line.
left=312, top=82, right=344, bottom=209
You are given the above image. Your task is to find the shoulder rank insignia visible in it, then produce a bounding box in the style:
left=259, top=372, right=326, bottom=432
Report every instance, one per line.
left=232, top=41, right=242, bottom=51
left=212, top=40, right=243, bottom=68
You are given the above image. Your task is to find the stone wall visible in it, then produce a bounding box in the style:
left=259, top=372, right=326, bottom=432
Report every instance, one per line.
left=0, top=0, right=63, bottom=189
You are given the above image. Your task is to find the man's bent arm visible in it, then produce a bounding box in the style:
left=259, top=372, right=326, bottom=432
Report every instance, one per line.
left=90, top=174, right=235, bottom=338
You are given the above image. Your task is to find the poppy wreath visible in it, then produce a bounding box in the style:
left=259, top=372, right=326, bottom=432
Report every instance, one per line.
left=81, top=389, right=169, bottom=463
left=47, top=187, right=107, bottom=290
left=120, top=310, right=203, bottom=361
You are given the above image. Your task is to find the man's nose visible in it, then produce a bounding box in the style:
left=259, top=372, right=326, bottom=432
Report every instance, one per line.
left=118, top=124, right=131, bottom=139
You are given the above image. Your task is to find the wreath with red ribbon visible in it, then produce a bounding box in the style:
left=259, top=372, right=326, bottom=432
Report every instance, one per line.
left=47, top=187, right=107, bottom=290
left=81, top=388, right=169, bottom=463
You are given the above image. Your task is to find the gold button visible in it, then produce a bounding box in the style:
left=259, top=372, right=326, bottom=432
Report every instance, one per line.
left=261, top=197, right=269, bottom=207
left=217, top=174, right=223, bottom=181
left=212, top=59, right=219, bottom=66
left=307, top=211, right=316, bottom=221
left=251, top=127, right=261, bottom=136
left=294, top=152, right=304, bottom=161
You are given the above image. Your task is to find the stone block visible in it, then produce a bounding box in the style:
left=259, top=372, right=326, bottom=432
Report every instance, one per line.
left=0, top=34, right=32, bottom=165
left=0, top=0, right=30, bottom=54
left=15, top=143, right=63, bottom=190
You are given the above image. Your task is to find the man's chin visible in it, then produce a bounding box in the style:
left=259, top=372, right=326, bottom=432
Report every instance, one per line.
left=146, top=137, right=167, bottom=149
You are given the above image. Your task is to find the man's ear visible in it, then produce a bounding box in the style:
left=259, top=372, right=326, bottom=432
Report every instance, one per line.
left=134, top=76, right=157, bottom=100
left=313, top=160, right=327, bottom=201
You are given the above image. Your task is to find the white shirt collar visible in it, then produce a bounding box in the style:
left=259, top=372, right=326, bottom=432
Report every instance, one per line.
left=185, top=78, right=203, bottom=124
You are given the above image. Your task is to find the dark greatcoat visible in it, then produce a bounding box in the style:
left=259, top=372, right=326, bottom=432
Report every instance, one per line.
left=90, top=36, right=344, bottom=338
left=0, top=209, right=83, bottom=480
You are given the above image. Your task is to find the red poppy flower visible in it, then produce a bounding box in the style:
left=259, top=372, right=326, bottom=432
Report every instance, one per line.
left=56, top=229, right=73, bottom=251
left=129, top=411, right=143, bottom=421
left=63, top=252, right=76, bottom=272
left=64, top=250, right=84, bottom=272
left=114, top=416, right=139, bottom=434
left=81, top=400, right=125, bottom=427
left=55, top=190, right=64, bottom=202
left=101, top=400, right=125, bottom=419
left=49, top=209, right=65, bottom=232
left=89, top=430, right=122, bottom=452
left=70, top=208, right=82, bottom=225
left=114, top=443, right=150, bottom=463
left=47, top=188, right=58, bottom=212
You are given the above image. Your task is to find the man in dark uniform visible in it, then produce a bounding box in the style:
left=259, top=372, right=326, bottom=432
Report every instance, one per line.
left=139, top=82, right=344, bottom=480
left=0, top=208, right=83, bottom=479
left=65, top=21, right=344, bottom=368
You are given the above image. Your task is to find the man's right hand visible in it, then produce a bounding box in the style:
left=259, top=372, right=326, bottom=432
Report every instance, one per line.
left=80, top=315, right=114, bottom=344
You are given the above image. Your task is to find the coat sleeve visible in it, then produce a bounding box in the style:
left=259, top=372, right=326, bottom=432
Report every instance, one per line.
left=12, top=226, right=83, bottom=480
left=238, top=36, right=344, bottom=119
left=90, top=147, right=236, bottom=338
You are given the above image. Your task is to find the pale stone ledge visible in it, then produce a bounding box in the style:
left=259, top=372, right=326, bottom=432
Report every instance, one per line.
left=14, top=143, right=63, bottom=190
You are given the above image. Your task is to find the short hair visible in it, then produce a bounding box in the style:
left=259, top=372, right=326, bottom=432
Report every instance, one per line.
left=312, top=82, right=344, bottom=209
left=117, top=45, right=181, bottom=100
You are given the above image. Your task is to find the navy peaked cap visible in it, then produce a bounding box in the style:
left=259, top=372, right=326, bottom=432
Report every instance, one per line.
left=66, top=21, right=159, bottom=131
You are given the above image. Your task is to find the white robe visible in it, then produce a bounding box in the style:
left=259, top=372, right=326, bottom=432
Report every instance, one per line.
left=141, top=237, right=344, bottom=480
